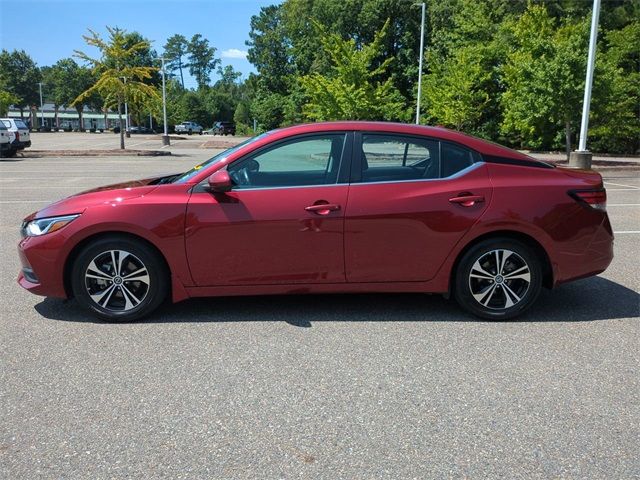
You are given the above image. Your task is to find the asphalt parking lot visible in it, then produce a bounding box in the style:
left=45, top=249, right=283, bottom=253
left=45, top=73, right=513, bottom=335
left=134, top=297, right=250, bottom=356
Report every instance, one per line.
left=1, top=134, right=639, bottom=478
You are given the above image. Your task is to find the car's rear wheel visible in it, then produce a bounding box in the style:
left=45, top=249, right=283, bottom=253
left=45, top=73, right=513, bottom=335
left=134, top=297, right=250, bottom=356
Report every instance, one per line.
left=71, top=236, right=168, bottom=322
left=454, top=238, right=542, bottom=320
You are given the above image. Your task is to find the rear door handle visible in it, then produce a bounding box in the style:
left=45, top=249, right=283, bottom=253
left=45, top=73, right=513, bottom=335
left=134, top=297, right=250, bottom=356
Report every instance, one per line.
left=305, top=203, right=341, bottom=215
left=449, top=194, right=485, bottom=207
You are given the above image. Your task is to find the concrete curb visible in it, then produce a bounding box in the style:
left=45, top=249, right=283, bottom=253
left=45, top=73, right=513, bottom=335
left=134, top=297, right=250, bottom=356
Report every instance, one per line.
left=15, top=149, right=172, bottom=158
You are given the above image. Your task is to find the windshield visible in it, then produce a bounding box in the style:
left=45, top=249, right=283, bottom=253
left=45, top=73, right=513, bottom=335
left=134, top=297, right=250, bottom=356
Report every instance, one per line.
left=172, top=133, right=268, bottom=183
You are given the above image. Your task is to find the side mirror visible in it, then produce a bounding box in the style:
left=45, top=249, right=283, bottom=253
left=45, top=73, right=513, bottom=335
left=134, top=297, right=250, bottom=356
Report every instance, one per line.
left=207, top=170, right=232, bottom=193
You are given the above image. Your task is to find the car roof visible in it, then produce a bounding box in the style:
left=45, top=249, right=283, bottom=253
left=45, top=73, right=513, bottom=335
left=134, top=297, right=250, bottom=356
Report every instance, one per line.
left=268, top=121, right=534, bottom=161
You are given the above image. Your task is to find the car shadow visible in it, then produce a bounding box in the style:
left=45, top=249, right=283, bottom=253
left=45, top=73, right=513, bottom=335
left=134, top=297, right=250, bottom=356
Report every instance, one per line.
left=34, top=276, right=639, bottom=326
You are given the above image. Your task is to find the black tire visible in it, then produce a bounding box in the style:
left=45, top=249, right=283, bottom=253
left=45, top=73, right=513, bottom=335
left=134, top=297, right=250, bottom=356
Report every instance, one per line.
left=198, top=131, right=203, bottom=135
left=454, top=238, right=542, bottom=320
left=188, top=129, right=192, bottom=135
left=71, top=236, right=169, bottom=322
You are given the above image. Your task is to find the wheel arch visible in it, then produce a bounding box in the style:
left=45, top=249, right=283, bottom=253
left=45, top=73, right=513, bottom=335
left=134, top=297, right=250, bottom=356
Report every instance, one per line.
left=63, top=231, right=172, bottom=299
left=448, top=230, right=554, bottom=297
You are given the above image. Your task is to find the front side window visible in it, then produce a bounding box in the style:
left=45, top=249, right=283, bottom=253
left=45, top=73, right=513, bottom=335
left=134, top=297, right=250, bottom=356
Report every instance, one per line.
left=360, top=134, right=440, bottom=183
left=228, top=134, right=346, bottom=188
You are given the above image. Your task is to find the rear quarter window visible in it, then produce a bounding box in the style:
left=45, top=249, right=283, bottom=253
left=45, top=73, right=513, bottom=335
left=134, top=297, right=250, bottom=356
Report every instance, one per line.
left=14, top=120, right=28, bottom=129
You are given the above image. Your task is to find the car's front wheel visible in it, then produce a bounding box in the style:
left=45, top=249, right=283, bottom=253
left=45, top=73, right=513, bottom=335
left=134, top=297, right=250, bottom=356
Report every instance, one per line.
left=71, top=236, right=168, bottom=322
left=454, top=238, right=542, bottom=320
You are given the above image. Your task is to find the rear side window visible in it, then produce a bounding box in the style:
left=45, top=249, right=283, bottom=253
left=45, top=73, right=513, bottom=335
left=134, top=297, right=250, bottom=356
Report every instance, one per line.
left=441, top=142, right=474, bottom=177
left=1, top=120, right=10, bottom=128
left=360, top=134, right=440, bottom=183
left=356, top=134, right=477, bottom=183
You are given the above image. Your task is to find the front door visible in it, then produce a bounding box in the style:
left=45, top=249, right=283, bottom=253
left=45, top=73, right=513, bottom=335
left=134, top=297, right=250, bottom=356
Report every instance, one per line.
left=185, top=132, right=350, bottom=286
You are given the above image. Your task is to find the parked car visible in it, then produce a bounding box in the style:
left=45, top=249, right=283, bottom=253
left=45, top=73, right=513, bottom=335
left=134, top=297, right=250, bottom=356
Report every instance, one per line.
left=1, top=118, right=31, bottom=151
left=211, top=121, right=236, bottom=136
left=175, top=121, right=203, bottom=135
left=129, top=126, right=155, bottom=134
left=0, top=122, right=17, bottom=158
left=17, top=121, right=613, bottom=322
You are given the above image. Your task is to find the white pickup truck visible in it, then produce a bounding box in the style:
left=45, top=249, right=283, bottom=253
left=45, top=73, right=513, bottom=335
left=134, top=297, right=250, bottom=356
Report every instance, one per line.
left=175, top=121, right=203, bottom=135
left=0, top=122, right=16, bottom=158
left=1, top=118, right=31, bottom=152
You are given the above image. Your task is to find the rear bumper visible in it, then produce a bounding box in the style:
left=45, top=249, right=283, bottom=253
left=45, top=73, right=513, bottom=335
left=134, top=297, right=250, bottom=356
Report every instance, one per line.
left=554, top=214, right=614, bottom=285
left=11, top=139, right=30, bottom=150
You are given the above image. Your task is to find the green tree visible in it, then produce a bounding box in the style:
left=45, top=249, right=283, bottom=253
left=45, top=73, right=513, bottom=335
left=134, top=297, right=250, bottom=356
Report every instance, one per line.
left=300, top=21, right=407, bottom=121
left=0, top=49, right=41, bottom=119
left=246, top=5, right=293, bottom=94
left=74, top=27, right=160, bottom=148
left=43, top=59, right=96, bottom=130
left=187, top=34, right=220, bottom=89
left=233, top=101, right=251, bottom=131
left=590, top=21, right=640, bottom=154
left=163, top=34, right=189, bottom=88
left=500, top=4, right=588, bottom=157
left=422, top=46, right=490, bottom=130
left=0, top=89, right=19, bottom=117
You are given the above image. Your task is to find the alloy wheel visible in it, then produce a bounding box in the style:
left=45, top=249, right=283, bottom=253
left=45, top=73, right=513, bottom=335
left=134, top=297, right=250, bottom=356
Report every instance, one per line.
left=84, top=250, right=150, bottom=312
left=468, top=249, right=531, bottom=310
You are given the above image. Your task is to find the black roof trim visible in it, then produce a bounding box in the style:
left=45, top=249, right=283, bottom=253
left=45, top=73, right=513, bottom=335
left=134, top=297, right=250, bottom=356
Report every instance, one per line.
left=482, top=154, right=555, bottom=169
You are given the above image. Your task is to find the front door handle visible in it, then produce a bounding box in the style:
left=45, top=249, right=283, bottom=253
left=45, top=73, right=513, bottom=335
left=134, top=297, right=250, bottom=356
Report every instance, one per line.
left=305, top=203, right=341, bottom=215
left=449, top=194, right=485, bottom=207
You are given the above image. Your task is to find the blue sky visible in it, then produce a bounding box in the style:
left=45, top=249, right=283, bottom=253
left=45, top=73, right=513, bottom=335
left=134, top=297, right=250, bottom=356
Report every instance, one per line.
left=0, top=0, right=278, bottom=88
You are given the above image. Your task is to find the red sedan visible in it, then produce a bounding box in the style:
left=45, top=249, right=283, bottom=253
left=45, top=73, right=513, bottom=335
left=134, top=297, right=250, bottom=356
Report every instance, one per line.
left=17, top=122, right=613, bottom=321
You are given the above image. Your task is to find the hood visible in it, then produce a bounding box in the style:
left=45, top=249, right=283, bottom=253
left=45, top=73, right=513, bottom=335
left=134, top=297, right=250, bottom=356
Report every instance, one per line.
left=29, top=176, right=164, bottom=220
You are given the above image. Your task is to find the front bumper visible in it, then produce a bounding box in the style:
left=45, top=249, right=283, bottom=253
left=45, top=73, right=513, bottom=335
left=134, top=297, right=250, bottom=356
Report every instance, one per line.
left=17, top=234, right=68, bottom=298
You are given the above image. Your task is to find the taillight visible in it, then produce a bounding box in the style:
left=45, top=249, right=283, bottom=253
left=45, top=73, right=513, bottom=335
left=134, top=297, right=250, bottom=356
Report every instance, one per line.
left=569, top=189, right=607, bottom=212
left=15, top=131, right=19, bottom=141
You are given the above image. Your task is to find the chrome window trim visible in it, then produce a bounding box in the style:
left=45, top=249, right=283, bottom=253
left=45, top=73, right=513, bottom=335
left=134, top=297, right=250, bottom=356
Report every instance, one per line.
left=350, top=161, right=483, bottom=187
left=226, top=183, right=350, bottom=192
left=192, top=163, right=483, bottom=193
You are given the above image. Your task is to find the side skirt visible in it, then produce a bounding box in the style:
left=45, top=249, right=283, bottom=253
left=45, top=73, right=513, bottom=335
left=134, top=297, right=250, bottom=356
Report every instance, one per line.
left=182, top=280, right=448, bottom=300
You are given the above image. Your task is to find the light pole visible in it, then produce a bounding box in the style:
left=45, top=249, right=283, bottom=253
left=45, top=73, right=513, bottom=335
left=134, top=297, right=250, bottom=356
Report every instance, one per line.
left=160, top=57, right=170, bottom=146
left=415, top=2, right=426, bottom=125
left=570, top=0, right=601, bottom=169
left=38, top=82, right=45, bottom=130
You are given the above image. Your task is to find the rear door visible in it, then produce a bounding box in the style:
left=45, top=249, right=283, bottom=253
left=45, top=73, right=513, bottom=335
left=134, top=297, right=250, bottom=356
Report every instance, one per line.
left=185, top=132, right=352, bottom=286
left=344, top=132, right=492, bottom=283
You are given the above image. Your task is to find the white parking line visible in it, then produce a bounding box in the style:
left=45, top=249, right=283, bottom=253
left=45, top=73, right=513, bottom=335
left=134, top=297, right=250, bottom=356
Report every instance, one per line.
left=607, top=204, right=640, bottom=206
left=614, top=231, right=640, bottom=234
left=605, top=181, right=640, bottom=189
left=0, top=200, right=52, bottom=203
left=605, top=188, right=640, bottom=191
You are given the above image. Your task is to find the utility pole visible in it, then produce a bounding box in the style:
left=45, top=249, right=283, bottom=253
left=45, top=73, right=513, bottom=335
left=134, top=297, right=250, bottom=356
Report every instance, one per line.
left=160, top=57, right=170, bottom=146
left=415, top=2, right=426, bottom=125
left=570, top=0, right=601, bottom=170
left=38, top=82, right=45, bottom=130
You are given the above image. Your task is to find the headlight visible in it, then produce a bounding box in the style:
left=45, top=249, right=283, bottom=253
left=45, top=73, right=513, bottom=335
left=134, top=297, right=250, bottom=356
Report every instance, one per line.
left=22, top=214, right=80, bottom=237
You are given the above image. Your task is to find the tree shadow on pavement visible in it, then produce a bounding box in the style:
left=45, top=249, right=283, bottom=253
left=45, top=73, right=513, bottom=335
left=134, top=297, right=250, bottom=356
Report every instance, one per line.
left=35, top=276, right=639, bottom=326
